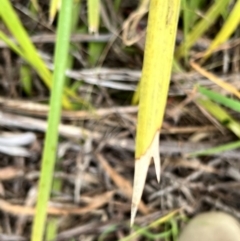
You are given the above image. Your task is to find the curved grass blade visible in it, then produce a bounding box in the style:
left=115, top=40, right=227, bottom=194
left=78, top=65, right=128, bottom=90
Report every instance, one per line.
left=31, top=1, right=74, bottom=240
left=132, top=0, right=181, bottom=225
left=202, top=0, right=240, bottom=61
left=0, top=0, right=52, bottom=87
left=0, top=30, right=90, bottom=110
left=0, top=31, right=25, bottom=56
left=198, top=86, right=240, bottom=113
left=197, top=98, right=240, bottom=138
left=189, top=140, right=240, bottom=157
left=0, top=0, right=72, bottom=109
left=175, top=0, right=230, bottom=59
left=131, top=226, right=172, bottom=239
left=121, top=209, right=179, bottom=241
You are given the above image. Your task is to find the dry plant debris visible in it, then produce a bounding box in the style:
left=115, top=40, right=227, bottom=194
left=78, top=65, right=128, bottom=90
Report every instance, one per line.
left=0, top=0, right=240, bottom=240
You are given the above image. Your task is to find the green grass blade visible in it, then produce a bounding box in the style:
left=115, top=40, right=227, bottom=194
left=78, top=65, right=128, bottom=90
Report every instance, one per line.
left=181, top=0, right=204, bottom=63
left=0, top=29, right=86, bottom=110
left=0, top=0, right=52, bottom=88
left=98, top=225, right=118, bottom=241
left=0, top=0, right=72, bottom=109
left=197, top=98, right=240, bottom=138
left=182, top=0, right=189, bottom=62
left=30, top=0, right=40, bottom=11
left=187, top=0, right=206, bottom=26
left=120, top=210, right=179, bottom=241
left=175, top=0, right=230, bottom=58
left=0, top=31, right=25, bottom=56
left=88, top=42, right=105, bottom=66
left=45, top=218, right=59, bottom=241
left=20, top=65, right=32, bottom=96
left=172, top=58, right=184, bottom=73
left=64, top=0, right=81, bottom=86
left=198, top=86, right=240, bottom=112
left=170, top=218, right=179, bottom=241
left=114, top=0, right=121, bottom=11
left=45, top=156, right=63, bottom=241
left=46, top=1, right=82, bottom=238
left=31, top=1, right=74, bottom=240
left=133, top=225, right=172, bottom=239
left=189, top=140, right=240, bottom=157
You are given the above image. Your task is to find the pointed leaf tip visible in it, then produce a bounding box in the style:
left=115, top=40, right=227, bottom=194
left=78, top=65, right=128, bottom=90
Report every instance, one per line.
left=131, top=155, right=151, bottom=225
left=130, top=203, right=138, bottom=226
left=131, top=131, right=160, bottom=225
left=132, top=0, right=180, bottom=227
left=152, top=131, right=160, bottom=182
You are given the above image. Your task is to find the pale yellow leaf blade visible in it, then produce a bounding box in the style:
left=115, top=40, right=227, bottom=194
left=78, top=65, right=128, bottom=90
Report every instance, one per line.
left=131, top=131, right=160, bottom=226
left=175, top=0, right=230, bottom=59
left=30, top=0, right=40, bottom=11
left=87, top=0, right=100, bottom=34
left=203, top=0, right=240, bottom=60
left=49, top=0, right=61, bottom=24
left=132, top=0, right=181, bottom=224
